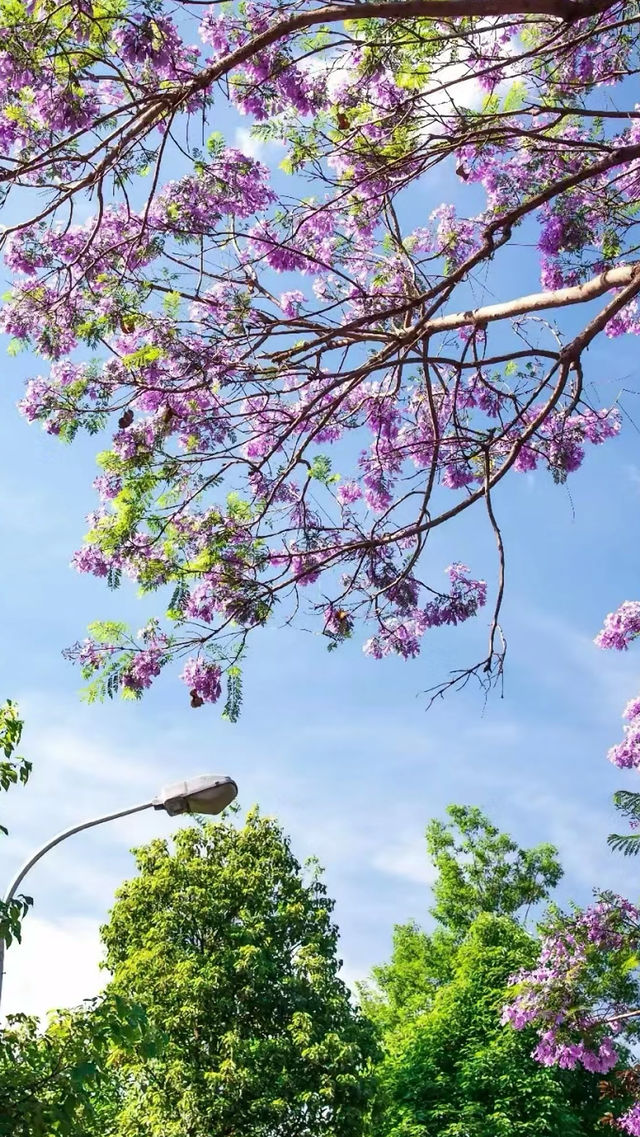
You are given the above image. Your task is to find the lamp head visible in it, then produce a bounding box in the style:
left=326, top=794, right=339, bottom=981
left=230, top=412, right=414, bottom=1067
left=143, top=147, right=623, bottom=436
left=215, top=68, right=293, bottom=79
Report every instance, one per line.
left=154, top=775, right=238, bottom=817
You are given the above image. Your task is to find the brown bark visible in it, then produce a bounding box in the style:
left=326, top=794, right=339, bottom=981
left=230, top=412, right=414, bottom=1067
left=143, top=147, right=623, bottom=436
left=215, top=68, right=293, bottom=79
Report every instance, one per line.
left=420, top=261, right=640, bottom=333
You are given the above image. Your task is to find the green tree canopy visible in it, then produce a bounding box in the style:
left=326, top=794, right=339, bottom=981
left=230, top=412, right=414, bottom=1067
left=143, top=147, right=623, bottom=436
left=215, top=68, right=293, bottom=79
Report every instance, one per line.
left=365, top=805, right=563, bottom=1029
left=100, top=808, right=377, bottom=1137
left=363, top=805, right=613, bottom=1136
left=370, top=915, right=607, bottom=1137
left=426, top=805, right=563, bottom=937
left=0, top=997, right=154, bottom=1137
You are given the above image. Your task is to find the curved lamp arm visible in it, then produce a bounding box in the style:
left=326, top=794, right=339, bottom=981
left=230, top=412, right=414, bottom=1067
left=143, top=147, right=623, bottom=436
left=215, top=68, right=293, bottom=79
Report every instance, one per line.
left=0, top=773, right=238, bottom=1017
left=0, top=799, right=154, bottom=1012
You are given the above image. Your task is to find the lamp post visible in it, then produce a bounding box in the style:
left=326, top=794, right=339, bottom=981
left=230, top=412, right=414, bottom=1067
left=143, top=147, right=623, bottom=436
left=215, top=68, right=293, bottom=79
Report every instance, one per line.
left=0, top=774, right=238, bottom=1011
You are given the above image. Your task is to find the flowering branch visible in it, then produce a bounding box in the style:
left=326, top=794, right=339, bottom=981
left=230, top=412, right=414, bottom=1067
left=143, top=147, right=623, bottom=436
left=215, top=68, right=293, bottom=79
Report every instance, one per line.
left=0, top=0, right=636, bottom=714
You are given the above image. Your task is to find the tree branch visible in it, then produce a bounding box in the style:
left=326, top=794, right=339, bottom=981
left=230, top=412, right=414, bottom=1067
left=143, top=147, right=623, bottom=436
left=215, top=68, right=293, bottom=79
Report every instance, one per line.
left=418, top=261, right=640, bottom=335
left=184, top=0, right=619, bottom=112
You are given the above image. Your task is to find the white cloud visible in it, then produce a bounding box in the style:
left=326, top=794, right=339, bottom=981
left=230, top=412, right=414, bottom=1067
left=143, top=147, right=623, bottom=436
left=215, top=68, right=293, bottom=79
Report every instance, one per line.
left=234, top=127, right=266, bottom=160
left=515, top=608, right=640, bottom=721
left=501, top=783, right=639, bottom=901
left=1, top=915, right=105, bottom=1023
left=233, top=128, right=285, bottom=163
left=422, top=61, right=486, bottom=118
left=23, top=720, right=157, bottom=792
left=371, top=835, right=436, bottom=886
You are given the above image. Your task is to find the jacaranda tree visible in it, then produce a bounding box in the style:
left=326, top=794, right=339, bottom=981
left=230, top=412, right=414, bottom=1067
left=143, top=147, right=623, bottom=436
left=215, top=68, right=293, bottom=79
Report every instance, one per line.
left=502, top=889, right=640, bottom=1134
left=0, top=0, right=638, bottom=722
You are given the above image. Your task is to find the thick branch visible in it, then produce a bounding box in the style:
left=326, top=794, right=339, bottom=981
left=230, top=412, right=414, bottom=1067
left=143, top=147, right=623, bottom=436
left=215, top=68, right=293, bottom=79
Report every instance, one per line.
left=187, top=0, right=617, bottom=102
left=420, top=261, right=640, bottom=334
left=603, top=1008, right=640, bottom=1025
left=0, top=0, right=621, bottom=235
left=177, top=0, right=618, bottom=109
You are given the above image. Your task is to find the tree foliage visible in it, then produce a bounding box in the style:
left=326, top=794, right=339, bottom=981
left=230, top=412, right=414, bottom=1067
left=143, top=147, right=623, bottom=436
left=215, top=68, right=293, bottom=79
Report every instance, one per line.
left=364, top=804, right=563, bottom=1033
left=99, top=809, right=377, bottom=1137
left=362, top=805, right=615, bottom=1135
left=503, top=893, right=640, bottom=1133
left=371, top=916, right=608, bottom=1137
left=607, top=789, right=640, bottom=858
left=0, top=997, right=154, bottom=1137
left=0, top=699, right=32, bottom=947
left=426, top=804, right=563, bottom=935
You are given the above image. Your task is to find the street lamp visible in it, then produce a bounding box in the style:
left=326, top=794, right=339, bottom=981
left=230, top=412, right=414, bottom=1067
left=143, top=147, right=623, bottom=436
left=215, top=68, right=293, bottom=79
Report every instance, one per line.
left=0, top=773, right=238, bottom=1011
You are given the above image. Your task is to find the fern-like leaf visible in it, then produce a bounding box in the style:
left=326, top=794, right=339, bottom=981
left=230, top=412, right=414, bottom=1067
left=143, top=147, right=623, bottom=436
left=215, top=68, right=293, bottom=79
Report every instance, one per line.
left=613, top=790, right=640, bottom=819
left=608, top=832, right=640, bottom=857
left=222, top=668, right=243, bottom=723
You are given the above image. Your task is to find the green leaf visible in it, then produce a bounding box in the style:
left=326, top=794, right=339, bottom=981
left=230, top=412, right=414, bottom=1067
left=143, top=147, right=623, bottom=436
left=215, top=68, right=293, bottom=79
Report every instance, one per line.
left=308, top=454, right=333, bottom=484
left=122, top=344, right=163, bottom=370
left=607, top=831, right=640, bottom=857
left=206, top=131, right=225, bottom=157
left=162, top=290, right=181, bottom=318
left=222, top=666, right=243, bottom=723
left=502, top=81, right=527, bottom=113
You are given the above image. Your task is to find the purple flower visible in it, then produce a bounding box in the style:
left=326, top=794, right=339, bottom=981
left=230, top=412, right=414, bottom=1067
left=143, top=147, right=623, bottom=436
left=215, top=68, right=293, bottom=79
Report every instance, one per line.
left=122, top=643, right=166, bottom=692
left=538, top=215, right=567, bottom=257
left=624, top=697, right=640, bottom=722
left=607, top=722, right=640, bottom=770
left=180, top=657, right=223, bottom=703
left=336, top=481, right=362, bottom=507
left=279, top=290, right=305, bottom=318
left=619, top=1104, right=640, bottom=1135
left=70, top=545, right=111, bottom=577
left=595, top=601, right=640, bottom=651
left=75, top=638, right=116, bottom=670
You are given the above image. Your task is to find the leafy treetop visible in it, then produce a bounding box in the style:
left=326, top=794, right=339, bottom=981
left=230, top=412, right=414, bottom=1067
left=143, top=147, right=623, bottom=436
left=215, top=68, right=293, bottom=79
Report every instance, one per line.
left=99, top=809, right=378, bottom=1137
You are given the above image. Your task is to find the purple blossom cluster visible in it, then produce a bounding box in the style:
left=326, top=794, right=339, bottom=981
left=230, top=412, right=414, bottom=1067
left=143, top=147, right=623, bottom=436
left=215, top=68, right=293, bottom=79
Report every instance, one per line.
left=151, top=150, right=276, bottom=231
left=180, top=658, right=223, bottom=704
left=122, top=645, right=166, bottom=693
left=531, top=1030, right=618, bottom=1073
left=362, top=563, right=487, bottom=660
left=279, top=291, right=306, bottom=319
left=595, top=603, right=640, bottom=768
left=596, top=602, right=640, bottom=652
left=1, top=0, right=638, bottom=726
left=0, top=7, right=202, bottom=175
left=606, top=696, right=640, bottom=771
left=75, top=639, right=117, bottom=671
left=71, top=545, right=111, bottom=578
left=619, top=1104, right=640, bottom=1136
left=5, top=17, right=640, bottom=1137
left=503, top=895, right=640, bottom=1115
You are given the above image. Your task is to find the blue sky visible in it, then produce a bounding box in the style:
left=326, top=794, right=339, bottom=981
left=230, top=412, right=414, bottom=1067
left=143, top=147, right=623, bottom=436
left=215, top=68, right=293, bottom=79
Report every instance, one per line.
left=1, top=104, right=640, bottom=1020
